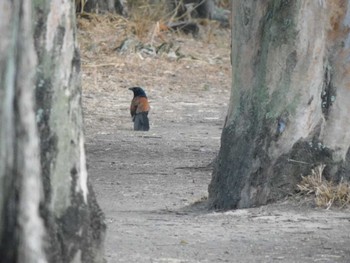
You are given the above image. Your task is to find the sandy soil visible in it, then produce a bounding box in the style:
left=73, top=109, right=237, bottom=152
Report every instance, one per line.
left=79, top=15, right=350, bottom=263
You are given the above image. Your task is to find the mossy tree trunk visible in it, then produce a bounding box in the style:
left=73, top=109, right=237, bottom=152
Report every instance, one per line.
left=34, top=0, right=106, bottom=262
left=209, top=0, right=350, bottom=209
left=0, top=0, right=105, bottom=262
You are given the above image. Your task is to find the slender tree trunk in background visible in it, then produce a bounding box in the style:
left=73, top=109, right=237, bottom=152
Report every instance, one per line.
left=0, top=1, right=46, bottom=262
left=82, top=0, right=125, bottom=14
left=171, top=0, right=217, bottom=19
left=0, top=0, right=105, bottom=262
left=209, top=1, right=350, bottom=209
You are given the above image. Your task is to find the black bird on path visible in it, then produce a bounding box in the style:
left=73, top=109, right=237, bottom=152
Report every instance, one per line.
left=128, top=87, right=150, bottom=131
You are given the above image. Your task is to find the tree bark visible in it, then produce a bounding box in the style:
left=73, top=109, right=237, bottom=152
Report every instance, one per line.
left=0, top=1, right=47, bottom=262
left=171, top=0, right=218, bottom=20
left=0, top=0, right=105, bottom=262
left=34, top=0, right=106, bottom=262
left=81, top=0, right=126, bottom=14
left=209, top=0, right=350, bottom=209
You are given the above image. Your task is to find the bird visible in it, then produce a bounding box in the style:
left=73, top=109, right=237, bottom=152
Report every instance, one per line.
left=128, top=87, right=150, bottom=131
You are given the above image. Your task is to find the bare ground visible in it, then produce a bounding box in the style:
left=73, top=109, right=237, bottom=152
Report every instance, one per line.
left=79, top=15, right=350, bottom=263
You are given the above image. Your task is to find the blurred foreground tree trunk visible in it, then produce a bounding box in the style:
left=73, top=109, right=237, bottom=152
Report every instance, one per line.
left=0, top=1, right=46, bottom=262
left=0, top=0, right=105, bottom=262
left=209, top=1, right=350, bottom=209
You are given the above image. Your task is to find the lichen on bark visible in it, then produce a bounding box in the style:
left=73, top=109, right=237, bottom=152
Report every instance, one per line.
left=34, top=0, right=106, bottom=262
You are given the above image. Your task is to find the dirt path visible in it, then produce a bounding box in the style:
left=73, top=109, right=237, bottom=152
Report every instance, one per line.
left=79, top=19, right=350, bottom=263
left=86, top=126, right=350, bottom=263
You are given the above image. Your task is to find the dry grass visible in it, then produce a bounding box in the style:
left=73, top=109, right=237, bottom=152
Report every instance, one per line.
left=81, top=1, right=229, bottom=40
left=76, top=6, right=230, bottom=62
left=297, top=164, right=350, bottom=209
left=126, top=0, right=171, bottom=39
left=76, top=2, right=170, bottom=46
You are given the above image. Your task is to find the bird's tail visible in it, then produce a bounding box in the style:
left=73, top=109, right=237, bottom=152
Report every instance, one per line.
left=134, top=112, right=149, bottom=131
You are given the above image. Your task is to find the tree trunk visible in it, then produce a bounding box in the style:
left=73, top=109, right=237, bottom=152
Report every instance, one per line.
left=34, top=0, right=106, bottom=262
left=0, top=1, right=46, bottom=262
left=209, top=1, right=350, bottom=209
left=81, top=0, right=126, bottom=14
left=171, top=0, right=218, bottom=20
left=0, top=0, right=105, bottom=262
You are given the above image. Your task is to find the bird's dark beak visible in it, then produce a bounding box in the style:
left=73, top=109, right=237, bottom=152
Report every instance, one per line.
left=128, top=88, right=132, bottom=90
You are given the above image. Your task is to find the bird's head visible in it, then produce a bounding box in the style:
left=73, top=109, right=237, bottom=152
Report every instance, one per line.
left=129, top=87, right=147, bottom=98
